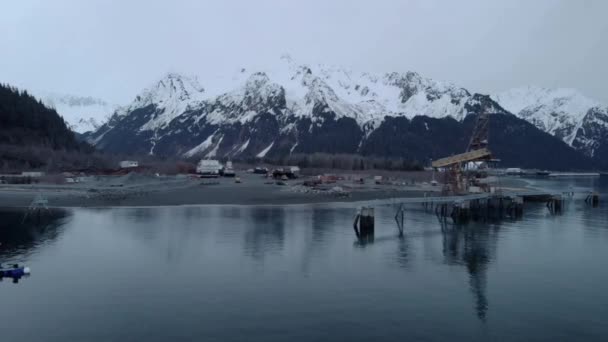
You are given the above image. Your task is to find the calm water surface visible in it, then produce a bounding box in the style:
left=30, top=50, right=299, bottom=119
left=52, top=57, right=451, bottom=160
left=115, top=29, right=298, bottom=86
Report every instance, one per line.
left=1, top=177, right=607, bottom=341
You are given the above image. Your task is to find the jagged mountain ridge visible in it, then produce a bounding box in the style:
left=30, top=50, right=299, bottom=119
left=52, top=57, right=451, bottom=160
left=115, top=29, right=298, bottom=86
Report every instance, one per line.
left=492, top=86, right=608, bottom=163
left=85, top=57, right=599, bottom=170
left=87, top=57, right=497, bottom=152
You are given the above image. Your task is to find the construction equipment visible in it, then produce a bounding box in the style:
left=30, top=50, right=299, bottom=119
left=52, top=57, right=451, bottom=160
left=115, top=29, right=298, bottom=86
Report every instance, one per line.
left=467, top=110, right=490, bottom=151
left=432, top=112, right=493, bottom=195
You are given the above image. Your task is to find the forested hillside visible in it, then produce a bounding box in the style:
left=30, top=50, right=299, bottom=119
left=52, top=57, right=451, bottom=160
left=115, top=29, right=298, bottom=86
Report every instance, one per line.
left=0, top=83, right=97, bottom=171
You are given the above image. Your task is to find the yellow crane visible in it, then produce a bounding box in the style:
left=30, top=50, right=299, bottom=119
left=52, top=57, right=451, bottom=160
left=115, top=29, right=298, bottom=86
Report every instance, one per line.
left=432, top=112, right=493, bottom=194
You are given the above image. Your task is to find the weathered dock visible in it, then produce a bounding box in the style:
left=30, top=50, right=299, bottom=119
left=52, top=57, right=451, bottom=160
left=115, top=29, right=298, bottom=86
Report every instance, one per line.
left=354, top=189, right=600, bottom=240
left=392, top=189, right=598, bottom=229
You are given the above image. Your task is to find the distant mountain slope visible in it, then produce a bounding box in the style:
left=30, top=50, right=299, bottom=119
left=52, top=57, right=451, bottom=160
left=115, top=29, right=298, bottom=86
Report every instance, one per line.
left=492, top=86, right=608, bottom=166
left=362, top=113, right=595, bottom=171
left=34, top=91, right=117, bottom=133
left=0, top=83, right=94, bottom=170
left=84, top=57, right=600, bottom=170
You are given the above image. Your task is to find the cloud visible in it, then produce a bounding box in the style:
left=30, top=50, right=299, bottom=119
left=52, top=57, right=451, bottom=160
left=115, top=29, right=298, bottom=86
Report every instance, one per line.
left=1, top=0, right=607, bottom=104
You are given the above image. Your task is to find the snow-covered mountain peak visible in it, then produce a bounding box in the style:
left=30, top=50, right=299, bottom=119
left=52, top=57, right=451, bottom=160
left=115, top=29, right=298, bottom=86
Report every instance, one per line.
left=33, top=90, right=117, bottom=133
left=140, top=72, right=205, bottom=104
left=96, top=56, right=513, bottom=139
left=217, top=72, right=284, bottom=109
left=492, top=86, right=601, bottom=119
left=244, top=72, right=271, bottom=88
left=248, top=57, right=474, bottom=123
left=113, top=73, right=207, bottom=131
left=491, top=86, right=605, bottom=145
left=203, top=72, right=286, bottom=125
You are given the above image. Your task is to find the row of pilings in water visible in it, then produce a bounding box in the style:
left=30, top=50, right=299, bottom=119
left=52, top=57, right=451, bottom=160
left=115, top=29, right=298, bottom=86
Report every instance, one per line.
left=354, top=192, right=602, bottom=242
left=426, top=195, right=525, bottom=224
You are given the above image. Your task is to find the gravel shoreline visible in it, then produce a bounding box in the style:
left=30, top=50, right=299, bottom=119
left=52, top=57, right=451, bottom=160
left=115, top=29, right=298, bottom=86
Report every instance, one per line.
left=0, top=172, right=441, bottom=208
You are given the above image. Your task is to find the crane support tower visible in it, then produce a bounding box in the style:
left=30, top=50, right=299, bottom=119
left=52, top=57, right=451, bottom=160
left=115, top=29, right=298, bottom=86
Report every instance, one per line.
left=431, top=112, right=493, bottom=195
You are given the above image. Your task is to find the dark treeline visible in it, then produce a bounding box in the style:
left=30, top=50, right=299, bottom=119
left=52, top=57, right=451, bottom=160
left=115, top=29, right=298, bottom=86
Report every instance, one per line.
left=231, top=153, right=424, bottom=171
left=0, top=143, right=197, bottom=174
left=0, top=144, right=112, bottom=173
left=0, top=83, right=90, bottom=151
left=0, top=83, right=98, bottom=171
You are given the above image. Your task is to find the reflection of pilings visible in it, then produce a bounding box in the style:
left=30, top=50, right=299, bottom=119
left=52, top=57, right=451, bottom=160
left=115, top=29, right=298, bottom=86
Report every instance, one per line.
left=395, top=235, right=409, bottom=268
left=441, top=224, right=494, bottom=322
left=468, top=262, right=488, bottom=322
left=435, top=203, right=450, bottom=221
left=422, top=199, right=435, bottom=212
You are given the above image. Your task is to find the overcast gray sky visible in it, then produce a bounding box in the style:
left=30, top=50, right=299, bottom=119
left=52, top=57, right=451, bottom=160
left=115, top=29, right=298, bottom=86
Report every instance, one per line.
left=1, top=0, right=607, bottom=104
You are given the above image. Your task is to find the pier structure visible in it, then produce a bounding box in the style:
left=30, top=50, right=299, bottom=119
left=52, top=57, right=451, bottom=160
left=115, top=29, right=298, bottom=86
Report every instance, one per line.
left=386, top=189, right=585, bottom=235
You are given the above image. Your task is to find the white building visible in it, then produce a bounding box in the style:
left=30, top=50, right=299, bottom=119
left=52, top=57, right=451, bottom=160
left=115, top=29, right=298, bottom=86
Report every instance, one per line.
left=119, top=161, right=139, bottom=169
left=196, top=159, right=222, bottom=176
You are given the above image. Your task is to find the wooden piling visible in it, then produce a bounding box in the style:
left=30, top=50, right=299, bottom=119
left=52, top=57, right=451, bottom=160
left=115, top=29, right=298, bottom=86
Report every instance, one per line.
left=395, top=204, right=405, bottom=235
left=360, top=207, right=375, bottom=237
left=586, top=192, right=600, bottom=207
left=547, top=195, right=563, bottom=215
left=592, top=192, right=599, bottom=207
left=513, top=196, right=524, bottom=217
left=354, top=207, right=375, bottom=242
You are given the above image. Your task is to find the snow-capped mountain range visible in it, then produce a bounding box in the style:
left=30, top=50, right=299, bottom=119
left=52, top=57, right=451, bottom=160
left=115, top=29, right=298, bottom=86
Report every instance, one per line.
left=34, top=91, right=118, bottom=133
left=492, top=87, right=608, bottom=158
left=81, top=56, right=606, bottom=169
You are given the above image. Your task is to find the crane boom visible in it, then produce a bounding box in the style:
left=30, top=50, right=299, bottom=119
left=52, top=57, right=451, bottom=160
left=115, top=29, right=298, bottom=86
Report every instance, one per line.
left=431, top=148, right=492, bottom=168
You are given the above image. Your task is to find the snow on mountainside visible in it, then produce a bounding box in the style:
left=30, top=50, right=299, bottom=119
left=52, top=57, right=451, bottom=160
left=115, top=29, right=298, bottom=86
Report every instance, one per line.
left=124, top=73, right=206, bottom=131
left=85, top=55, right=598, bottom=169
left=35, top=91, right=118, bottom=133
left=492, top=86, right=601, bottom=144
left=492, top=86, right=608, bottom=160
